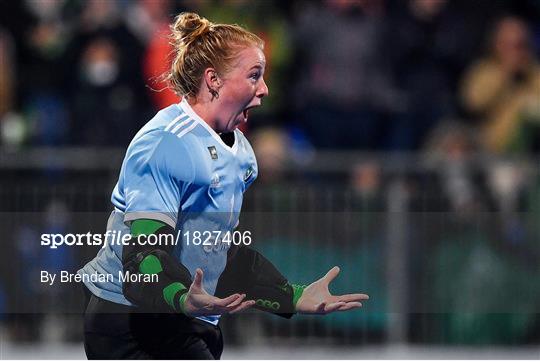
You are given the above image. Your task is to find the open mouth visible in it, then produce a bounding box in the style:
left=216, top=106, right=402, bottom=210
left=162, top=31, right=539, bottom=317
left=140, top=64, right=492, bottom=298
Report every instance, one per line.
left=242, top=105, right=257, bottom=122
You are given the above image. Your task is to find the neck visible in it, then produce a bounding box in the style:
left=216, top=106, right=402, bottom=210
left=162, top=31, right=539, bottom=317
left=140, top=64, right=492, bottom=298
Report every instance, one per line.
left=186, top=96, right=222, bottom=133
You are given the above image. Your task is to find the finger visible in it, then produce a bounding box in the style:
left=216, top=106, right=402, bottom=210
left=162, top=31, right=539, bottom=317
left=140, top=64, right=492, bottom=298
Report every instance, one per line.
left=337, top=302, right=363, bottom=311
left=322, top=266, right=340, bottom=285
left=229, top=300, right=256, bottom=314
left=335, top=293, right=369, bottom=303
left=324, top=301, right=346, bottom=313
left=215, top=293, right=242, bottom=307
left=193, top=268, right=204, bottom=289
left=315, top=301, right=327, bottom=314
left=225, top=294, right=246, bottom=308
left=214, top=296, right=246, bottom=314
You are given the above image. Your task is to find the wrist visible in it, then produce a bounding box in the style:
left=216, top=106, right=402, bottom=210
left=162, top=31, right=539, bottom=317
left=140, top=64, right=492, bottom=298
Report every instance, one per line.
left=178, top=290, right=189, bottom=315
left=291, top=284, right=306, bottom=311
left=162, top=282, right=189, bottom=314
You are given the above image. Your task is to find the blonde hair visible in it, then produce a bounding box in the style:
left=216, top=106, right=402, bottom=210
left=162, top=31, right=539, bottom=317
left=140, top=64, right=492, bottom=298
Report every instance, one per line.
left=166, top=12, right=264, bottom=98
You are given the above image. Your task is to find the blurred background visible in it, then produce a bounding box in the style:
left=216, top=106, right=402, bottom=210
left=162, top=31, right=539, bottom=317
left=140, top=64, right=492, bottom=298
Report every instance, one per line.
left=0, top=0, right=539, bottom=359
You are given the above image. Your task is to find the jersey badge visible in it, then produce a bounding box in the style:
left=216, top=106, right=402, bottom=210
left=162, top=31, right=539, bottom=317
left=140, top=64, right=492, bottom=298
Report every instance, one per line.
left=244, top=165, right=255, bottom=183
left=208, top=146, right=218, bottom=160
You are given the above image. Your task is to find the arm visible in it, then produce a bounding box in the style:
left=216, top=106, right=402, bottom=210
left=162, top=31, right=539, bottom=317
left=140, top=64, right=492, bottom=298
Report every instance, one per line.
left=461, top=61, right=518, bottom=115
left=122, top=219, right=254, bottom=315
left=215, top=245, right=301, bottom=318
left=215, top=246, right=369, bottom=317
left=122, top=219, right=192, bottom=313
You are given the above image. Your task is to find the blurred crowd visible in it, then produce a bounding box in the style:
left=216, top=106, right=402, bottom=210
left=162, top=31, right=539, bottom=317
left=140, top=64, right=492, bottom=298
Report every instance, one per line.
left=0, top=0, right=539, bottom=154
left=1, top=0, right=540, bottom=346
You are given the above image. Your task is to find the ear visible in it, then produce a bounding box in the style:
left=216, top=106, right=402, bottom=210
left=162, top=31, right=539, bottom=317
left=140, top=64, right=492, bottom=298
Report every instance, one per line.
left=203, top=67, right=222, bottom=90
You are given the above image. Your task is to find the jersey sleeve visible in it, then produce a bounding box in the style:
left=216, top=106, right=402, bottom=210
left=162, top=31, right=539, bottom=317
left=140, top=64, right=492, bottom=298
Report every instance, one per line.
left=123, top=132, right=194, bottom=228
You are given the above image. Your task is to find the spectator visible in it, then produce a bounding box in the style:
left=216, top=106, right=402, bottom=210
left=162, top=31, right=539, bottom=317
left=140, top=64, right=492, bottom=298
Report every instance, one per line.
left=0, top=29, right=14, bottom=119
left=385, top=0, right=491, bottom=150
left=423, top=121, right=492, bottom=215
left=0, top=28, right=26, bottom=147
left=251, top=127, right=290, bottom=183
left=63, top=0, right=151, bottom=146
left=461, top=16, right=540, bottom=154
left=292, top=0, right=401, bottom=149
left=11, top=0, right=71, bottom=145
left=126, top=0, right=181, bottom=110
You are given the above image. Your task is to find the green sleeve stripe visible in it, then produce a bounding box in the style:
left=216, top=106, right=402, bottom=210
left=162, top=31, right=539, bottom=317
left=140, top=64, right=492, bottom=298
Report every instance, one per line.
left=163, top=282, right=187, bottom=312
left=139, top=254, right=163, bottom=275
left=291, top=284, right=306, bottom=309
left=131, top=219, right=166, bottom=236
left=178, top=292, right=189, bottom=315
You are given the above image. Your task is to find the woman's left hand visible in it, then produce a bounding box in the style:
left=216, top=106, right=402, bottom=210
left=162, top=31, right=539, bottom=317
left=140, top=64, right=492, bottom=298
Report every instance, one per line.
left=183, top=268, right=255, bottom=316
left=295, top=266, right=369, bottom=314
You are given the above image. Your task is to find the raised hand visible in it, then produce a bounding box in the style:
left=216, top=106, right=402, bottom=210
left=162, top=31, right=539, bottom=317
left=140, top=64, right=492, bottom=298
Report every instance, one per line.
left=295, top=266, right=369, bottom=315
left=183, top=268, right=255, bottom=316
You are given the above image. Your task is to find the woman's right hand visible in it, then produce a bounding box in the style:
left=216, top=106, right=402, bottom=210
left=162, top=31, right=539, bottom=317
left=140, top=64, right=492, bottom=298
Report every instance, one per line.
left=183, top=268, right=255, bottom=316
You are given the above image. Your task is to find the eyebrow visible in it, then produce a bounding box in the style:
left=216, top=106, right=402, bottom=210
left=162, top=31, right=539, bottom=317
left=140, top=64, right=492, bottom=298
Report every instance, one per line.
left=248, top=65, right=264, bottom=73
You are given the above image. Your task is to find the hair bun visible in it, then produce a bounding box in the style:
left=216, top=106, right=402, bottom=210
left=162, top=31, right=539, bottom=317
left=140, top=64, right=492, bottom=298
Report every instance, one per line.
left=171, top=12, right=211, bottom=45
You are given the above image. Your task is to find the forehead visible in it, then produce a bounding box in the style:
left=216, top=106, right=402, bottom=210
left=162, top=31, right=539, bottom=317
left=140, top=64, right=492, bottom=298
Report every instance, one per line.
left=231, top=46, right=266, bottom=71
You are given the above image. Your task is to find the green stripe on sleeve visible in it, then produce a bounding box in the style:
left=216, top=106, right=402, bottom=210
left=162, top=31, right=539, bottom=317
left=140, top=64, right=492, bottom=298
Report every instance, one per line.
left=291, top=284, right=306, bottom=309
left=139, top=254, right=163, bottom=275
left=163, top=282, right=187, bottom=312
left=131, top=219, right=166, bottom=236
left=178, top=292, right=189, bottom=315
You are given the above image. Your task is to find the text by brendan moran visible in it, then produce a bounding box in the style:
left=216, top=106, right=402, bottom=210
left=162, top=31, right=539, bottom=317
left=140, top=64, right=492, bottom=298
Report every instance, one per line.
left=40, top=270, right=158, bottom=286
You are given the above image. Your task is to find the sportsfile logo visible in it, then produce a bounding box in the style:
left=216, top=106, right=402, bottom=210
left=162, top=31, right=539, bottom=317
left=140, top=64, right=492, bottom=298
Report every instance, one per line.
left=40, top=230, right=253, bottom=249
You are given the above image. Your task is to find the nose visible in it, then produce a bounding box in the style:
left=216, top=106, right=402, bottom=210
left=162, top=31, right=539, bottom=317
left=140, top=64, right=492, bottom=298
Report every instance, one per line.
left=257, top=78, right=269, bottom=98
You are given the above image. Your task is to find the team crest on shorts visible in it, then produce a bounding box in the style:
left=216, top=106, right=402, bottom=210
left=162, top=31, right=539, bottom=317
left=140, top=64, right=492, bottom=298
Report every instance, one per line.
left=208, top=146, right=218, bottom=160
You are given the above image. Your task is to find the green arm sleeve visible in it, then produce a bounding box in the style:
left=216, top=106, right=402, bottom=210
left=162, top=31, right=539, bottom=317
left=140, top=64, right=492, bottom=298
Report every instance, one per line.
left=121, top=219, right=192, bottom=314
left=215, top=245, right=305, bottom=318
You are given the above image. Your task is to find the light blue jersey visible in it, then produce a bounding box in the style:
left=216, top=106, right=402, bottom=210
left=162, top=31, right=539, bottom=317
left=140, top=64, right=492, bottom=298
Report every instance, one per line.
left=78, top=98, right=258, bottom=325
